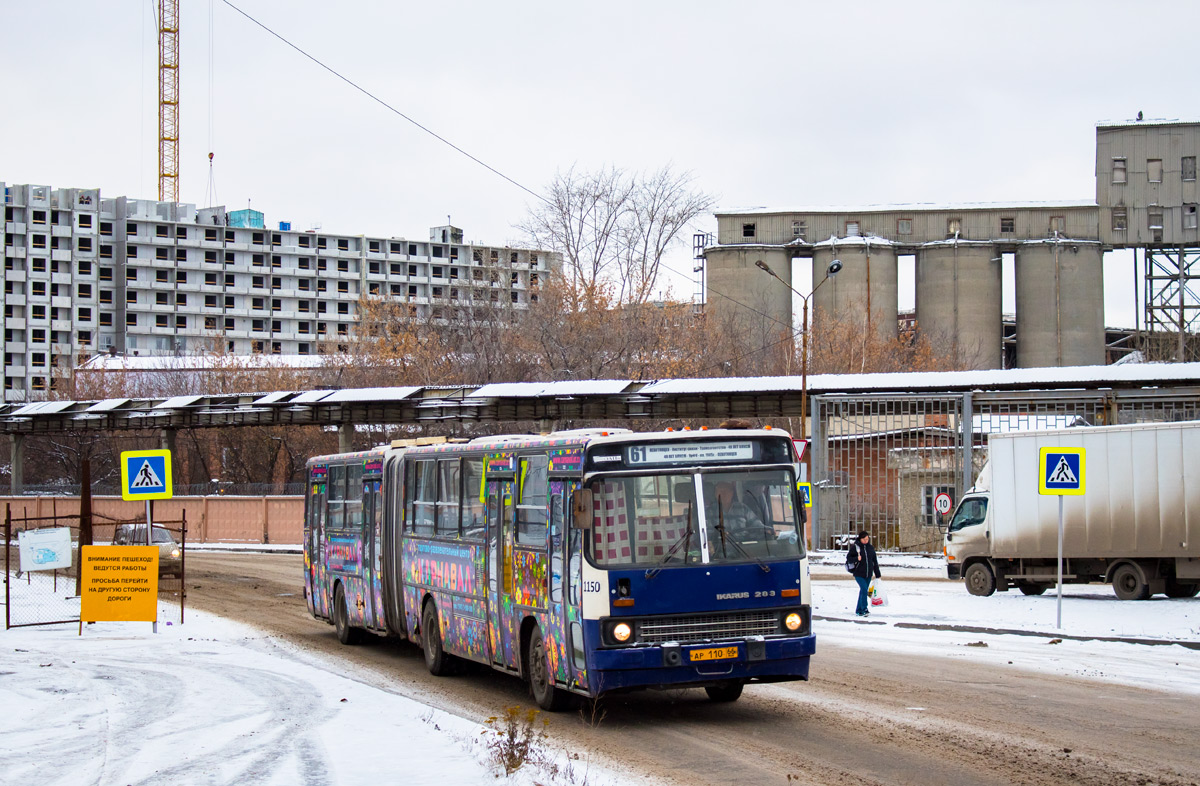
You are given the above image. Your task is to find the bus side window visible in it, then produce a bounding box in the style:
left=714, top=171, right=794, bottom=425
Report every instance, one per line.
left=462, top=458, right=486, bottom=541
left=345, top=463, right=364, bottom=531
left=516, top=455, right=549, bottom=547
left=436, top=459, right=461, bottom=537
left=411, top=460, right=436, bottom=536
left=328, top=463, right=345, bottom=529
left=549, top=492, right=563, bottom=603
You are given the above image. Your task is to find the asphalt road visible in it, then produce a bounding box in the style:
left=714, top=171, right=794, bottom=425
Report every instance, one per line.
left=185, top=552, right=1200, bottom=786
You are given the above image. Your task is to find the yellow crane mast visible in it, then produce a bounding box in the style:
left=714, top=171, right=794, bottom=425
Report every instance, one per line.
left=158, top=0, right=180, bottom=202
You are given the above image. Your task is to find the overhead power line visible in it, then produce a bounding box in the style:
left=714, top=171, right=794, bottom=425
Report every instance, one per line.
left=219, top=0, right=550, bottom=207
left=217, top=1, right=798, bottom=369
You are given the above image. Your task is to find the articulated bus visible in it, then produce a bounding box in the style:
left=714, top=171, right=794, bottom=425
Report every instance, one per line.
left=303, top=427, right=814, bottom=710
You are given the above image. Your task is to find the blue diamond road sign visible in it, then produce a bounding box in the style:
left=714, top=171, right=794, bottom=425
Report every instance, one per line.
left=120, top=449, right=173, bottom=501
left=1038, top=447, right=1085, bottom=496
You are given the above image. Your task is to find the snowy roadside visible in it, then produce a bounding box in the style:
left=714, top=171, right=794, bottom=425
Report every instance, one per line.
left=809, top=553, right=1200, bottom=695
left=0, top=606, right=638, bottom=786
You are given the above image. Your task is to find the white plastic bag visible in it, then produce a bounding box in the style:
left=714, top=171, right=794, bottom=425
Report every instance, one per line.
left=868, top=579, right=888, bottom=607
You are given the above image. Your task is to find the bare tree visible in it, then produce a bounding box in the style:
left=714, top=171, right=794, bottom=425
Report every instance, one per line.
left=615, top=166, right=715, bottom=304
left=518, top=165, right=713, bottom=303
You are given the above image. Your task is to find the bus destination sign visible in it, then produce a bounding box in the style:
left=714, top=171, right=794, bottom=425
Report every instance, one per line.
left=626, top=441, right=756, bottom=466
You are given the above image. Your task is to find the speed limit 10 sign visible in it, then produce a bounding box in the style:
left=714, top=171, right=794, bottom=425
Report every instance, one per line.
left=934, top=493, right=953, bottom=516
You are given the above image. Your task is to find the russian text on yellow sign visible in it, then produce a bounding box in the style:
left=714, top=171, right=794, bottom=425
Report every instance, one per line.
left=80, top=546, right=160, bottom=622
left=119, top=448, right=174, bottom=501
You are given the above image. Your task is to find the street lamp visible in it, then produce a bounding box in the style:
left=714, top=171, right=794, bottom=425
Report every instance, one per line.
left=754, top=258, right=842, bottom=442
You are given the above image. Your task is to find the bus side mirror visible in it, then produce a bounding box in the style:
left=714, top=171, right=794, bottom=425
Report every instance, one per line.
left=572, top=488, right=593, bottom=530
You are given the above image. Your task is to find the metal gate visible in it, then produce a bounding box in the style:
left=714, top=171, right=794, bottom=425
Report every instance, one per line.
left=811, top=389, right=1199, bottom=552
left=811, top=395, right=966, bottom=552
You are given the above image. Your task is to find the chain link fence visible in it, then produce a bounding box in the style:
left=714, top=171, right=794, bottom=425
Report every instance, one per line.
left=4, top=504, right=188, bottom=629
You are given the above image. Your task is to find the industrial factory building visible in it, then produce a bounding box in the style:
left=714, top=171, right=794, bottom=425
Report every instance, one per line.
left=703, top=118, right=1200, bottom=369
left=1, top=183, right=558, bottom=401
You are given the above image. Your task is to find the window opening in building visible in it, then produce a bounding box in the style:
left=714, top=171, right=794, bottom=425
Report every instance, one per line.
left=1184, top=204, right=1198, bottom=231
left=999, top=217, right=1014, bottom=233
left=845, top=220, right=860, bottom=237
left=742, top=223, right=756, bottom=239
left=897, top=218, right=913, bottom=235
left=946, top=218, right=962, bottom=237
left=1148, top=159, right=1163, bottom=183
left=1111, top=158, right=1127, bottom=184
left=1112, top=208, right=1128, bottom=232
left=1184, top=156, right=1197, bottom=182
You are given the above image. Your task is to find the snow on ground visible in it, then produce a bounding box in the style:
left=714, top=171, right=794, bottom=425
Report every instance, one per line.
left=0, top=604, right=630, bottom=786
left=809, top=550, right=1200, bottom=694
left=4, top=552, right=1200, bottom=784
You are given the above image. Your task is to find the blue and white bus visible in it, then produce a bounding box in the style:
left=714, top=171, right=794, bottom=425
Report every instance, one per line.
left=304, top=427, right=814, bottom=710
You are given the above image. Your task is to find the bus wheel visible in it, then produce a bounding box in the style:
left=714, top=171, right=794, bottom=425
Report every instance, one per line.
left=705, top=682, right=744, bottom=703
left=527, top=627, right=572, bottom=712
left=334, top=584, right=362, bottom=645
left=421, top=601, right=452, bottom=676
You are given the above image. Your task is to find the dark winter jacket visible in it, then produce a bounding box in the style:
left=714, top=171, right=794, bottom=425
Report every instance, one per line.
left=848, top=540, right=881, bottom=580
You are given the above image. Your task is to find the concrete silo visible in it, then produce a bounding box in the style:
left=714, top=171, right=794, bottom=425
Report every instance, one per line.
left=812, top=237, right=898, bottom=342
left=1015, top=240, right=1105, bottom=367
left=703, top=244, right=794, bottom=338
left=914, top=240, right=1003, bottom=369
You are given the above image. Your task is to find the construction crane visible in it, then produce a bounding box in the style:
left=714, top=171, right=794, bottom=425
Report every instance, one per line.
left=158, top=0, right=180, bottom=203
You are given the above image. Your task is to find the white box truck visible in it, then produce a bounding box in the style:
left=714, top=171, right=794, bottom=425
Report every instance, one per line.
left=944, top=421, right=1200, bottom=600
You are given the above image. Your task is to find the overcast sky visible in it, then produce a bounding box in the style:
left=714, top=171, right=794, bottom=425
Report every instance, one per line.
left=4, top=1, right=1198, bottom=329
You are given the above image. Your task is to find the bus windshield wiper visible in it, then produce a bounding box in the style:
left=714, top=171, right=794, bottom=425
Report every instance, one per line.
left=645, top=505, right=694, bottom=579
left=713, top=509, right=771, bottom=574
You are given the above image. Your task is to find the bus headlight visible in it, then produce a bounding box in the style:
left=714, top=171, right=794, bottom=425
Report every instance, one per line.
left=612, top=622, right=632, bottom=643
left=784, top=612, right=803, bottom=631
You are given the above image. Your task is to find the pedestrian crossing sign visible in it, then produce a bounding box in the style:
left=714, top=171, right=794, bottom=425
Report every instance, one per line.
left=797, top=482, right=812, bottom=508
left=120, top=449, right=173, bottom=501
left=1038, top=447, right=1085, bottom=496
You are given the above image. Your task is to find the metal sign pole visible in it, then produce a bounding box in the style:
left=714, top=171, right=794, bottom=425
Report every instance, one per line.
left=1056, top=496, right=1064, bottom=629
left=146, top=500, right=157, bottom=634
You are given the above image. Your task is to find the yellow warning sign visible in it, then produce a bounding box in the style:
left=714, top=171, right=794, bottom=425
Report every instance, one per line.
left=80, top=546, right=159, bottom=622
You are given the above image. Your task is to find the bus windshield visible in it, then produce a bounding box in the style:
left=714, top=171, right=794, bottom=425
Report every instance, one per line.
left=585, top=468, right=805, bottom=568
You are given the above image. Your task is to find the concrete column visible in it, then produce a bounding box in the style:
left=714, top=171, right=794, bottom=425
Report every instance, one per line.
left=9, top=434, right=24, bottom=495
left=160, top=428, right=177, bottom=454
left=338, top=423, right=353, bottom=454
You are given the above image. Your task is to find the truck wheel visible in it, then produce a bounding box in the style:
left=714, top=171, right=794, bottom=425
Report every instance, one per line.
left=1017, top=582, right=1048, bottom=596
left=1112, top=564, right=1150, bottom=601
left=334, top=584, right=363, bottom=645
left=1165, top=579, right=1200, bottom=598
left=421, top=601, right=453, bottom=676
left=964, top=563, right=996, bottom=597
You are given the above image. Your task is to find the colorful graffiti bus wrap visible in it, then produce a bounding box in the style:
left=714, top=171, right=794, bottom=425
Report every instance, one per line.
left=303, top=428, right=815, bottom=710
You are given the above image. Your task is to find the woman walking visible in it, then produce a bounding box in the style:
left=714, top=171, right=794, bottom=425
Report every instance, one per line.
left=849, top=531, right=881, bottom=617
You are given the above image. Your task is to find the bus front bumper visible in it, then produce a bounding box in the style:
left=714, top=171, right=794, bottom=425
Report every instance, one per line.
left=588, top=634, right=816, bottom=695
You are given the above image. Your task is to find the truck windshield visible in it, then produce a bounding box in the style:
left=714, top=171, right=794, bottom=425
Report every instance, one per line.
left=584, top=468, right=805, bottom=568
left=949, top=498, right=988, bottom=532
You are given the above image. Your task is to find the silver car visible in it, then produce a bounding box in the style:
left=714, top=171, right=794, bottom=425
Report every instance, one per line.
left=112, top=524, right=183, bottom=578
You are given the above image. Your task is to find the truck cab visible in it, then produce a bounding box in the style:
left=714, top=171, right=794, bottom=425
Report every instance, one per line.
left=944, top=494, right=990, bottom=589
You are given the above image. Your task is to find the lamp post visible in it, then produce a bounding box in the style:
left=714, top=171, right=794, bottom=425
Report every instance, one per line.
left=754, top=259, right=842, bottom=442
